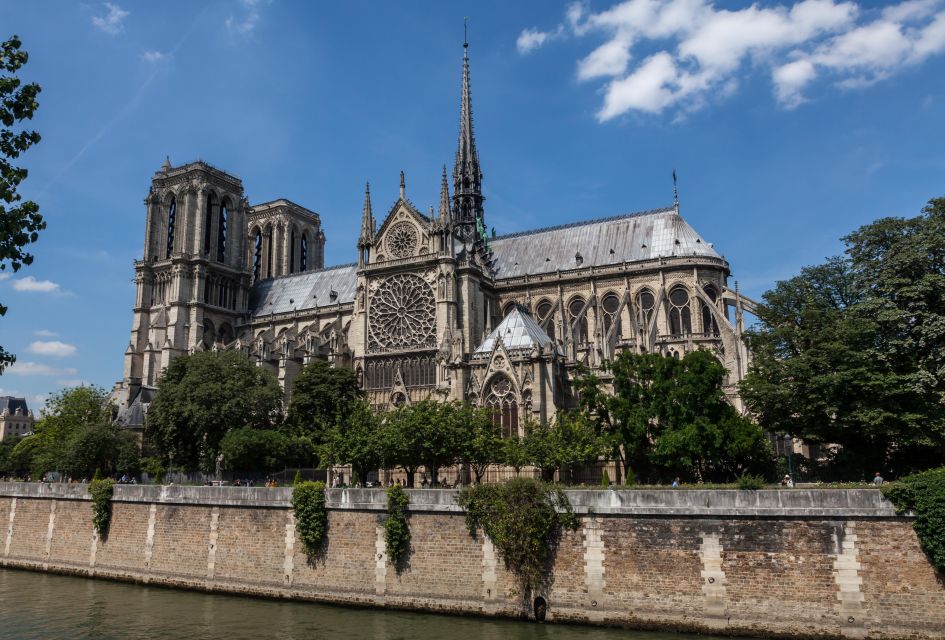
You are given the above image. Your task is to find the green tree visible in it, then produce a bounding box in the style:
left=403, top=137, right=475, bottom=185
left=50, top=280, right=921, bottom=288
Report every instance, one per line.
left=741, top=198, right=945, bottom=477
left=501, top=435, right=530, bottom=476
left=145, top=350, right=283, bottom=472
left=219, top=427, right=315, bottom=473
left=454, top=403, right=502, bottom=483
left=321, top=400, right=381, bottom=485
left=381, top=400, right=464, bottom=487
left=0, top=35, right=44, bottom=373
left=522, top=413, right=603, bottom=482
left=286, top=360, right=361, bottom=442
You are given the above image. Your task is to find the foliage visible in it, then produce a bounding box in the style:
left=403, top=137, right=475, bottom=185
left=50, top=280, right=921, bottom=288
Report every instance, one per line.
left=286, top=360, right=362, bottom=442
left=454, top=403, right=503, bottom=483
left=141, top=456, right=166, bottom=484
left=457, top=478, right=578, bottom=595
left=321, top=400, right=381, bottom=486
left=89, top=478, right=115, bottom=538
left=381, top=399, right=465, bottom=486
left=601, top=470, right=610, bottom=487
left=11, top=386, right=137, bottom=479
left=146, top=350, right=283, bottom=472
left=293, top=470, right=302, bottom=486
left=522, top=413, right=604, bottom=480
left=576, top=351, right=772, bottom=483
left=219, top=427, right=315, bottom=473
left=292, top=481, right=327, bottom=558
left=741, top=197, right=945, bottom=478
left=500, top=435, right=530, bottom=474
left=0, top=35, right=44, bottom=373
left=736, top=473, right=766, bottom=490
left=0, top=436, right=24, bottom=476
left=384, top=484, right=410, bottom=566
left=883, top=467, right=945, bottom=576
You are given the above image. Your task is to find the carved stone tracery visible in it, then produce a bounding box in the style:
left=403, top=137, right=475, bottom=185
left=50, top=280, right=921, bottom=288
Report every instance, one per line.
left=368, top=273, right=436, bottom=352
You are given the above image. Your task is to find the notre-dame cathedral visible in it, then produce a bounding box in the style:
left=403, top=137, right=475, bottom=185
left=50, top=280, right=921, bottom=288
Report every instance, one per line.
left=114, top=41, right=756, bottom=432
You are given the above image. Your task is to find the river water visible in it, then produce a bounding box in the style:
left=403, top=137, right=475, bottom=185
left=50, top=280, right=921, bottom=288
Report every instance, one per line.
left=0, top=568, right=740, bottom=640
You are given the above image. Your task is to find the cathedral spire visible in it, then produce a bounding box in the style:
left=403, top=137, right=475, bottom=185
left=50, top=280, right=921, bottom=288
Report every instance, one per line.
left=438, top=164, right=452, bottom=226
left=453, top=32, right=484, bottom=244
left=358, top=182, right=375, bottom=247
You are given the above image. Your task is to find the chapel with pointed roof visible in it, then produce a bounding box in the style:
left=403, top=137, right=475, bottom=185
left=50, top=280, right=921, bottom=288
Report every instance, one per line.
left=114, top=40, right=757, bottom=431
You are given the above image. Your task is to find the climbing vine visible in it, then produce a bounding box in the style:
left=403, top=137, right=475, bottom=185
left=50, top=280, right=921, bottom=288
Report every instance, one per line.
left=457, top=478, right=578, bottom=594
left=883, top=467, right=945, bottom=575
left=292, top=481, right=327, bottom=557
left=384, top=484, right=410, bottom=565
left=89, top=478, right=116, bottom=538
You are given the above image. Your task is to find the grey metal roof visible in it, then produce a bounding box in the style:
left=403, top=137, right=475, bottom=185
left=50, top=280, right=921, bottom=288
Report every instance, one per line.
left=475, top=306, right=555, bottom=353
left=114, top=388, right=154, bottom=428
left=0, top=396, right=29, bottom=415
left=488, top=207, right=722, bottom=279
left=249, top=263, right=358, bottom=317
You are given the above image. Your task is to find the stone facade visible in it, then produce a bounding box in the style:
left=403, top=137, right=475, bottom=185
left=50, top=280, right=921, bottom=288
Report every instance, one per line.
left=114, top=42, right=757, bottom=427
left=1, top=483, right=943, bottom=638
left=0, top=396, right=34, bottom=441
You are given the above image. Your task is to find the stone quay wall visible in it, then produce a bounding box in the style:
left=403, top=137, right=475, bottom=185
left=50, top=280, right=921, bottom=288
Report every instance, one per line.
left=0, top=483, right=942, bottom=639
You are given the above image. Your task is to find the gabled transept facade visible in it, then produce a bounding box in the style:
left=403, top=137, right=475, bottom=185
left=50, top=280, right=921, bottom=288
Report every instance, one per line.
left=115, top=41, right=756, bottom=429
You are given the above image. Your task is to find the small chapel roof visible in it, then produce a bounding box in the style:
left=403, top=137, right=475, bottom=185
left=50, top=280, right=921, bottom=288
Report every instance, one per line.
left=475, top=305, right=555, bottom=354
left=488, top=207, right=722, bottom=279
left=249, top=263, right=358, bottom=317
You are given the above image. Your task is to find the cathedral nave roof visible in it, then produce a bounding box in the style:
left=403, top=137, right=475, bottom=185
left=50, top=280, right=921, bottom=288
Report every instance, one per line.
left=249, top=263, right=358, bottom=317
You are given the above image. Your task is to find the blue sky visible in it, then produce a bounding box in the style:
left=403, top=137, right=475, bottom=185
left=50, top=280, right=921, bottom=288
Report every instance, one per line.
left=0, top=0, right=943, bottom=408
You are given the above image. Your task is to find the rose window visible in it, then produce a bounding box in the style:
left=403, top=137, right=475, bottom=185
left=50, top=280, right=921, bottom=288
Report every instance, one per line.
left=386, top=222, right=418, bottom=258
left=369, top=273, right=436, bottom=350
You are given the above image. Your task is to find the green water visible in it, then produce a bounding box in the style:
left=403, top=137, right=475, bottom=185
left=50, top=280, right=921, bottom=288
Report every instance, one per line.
left=0, top=568, right=735, bottom=640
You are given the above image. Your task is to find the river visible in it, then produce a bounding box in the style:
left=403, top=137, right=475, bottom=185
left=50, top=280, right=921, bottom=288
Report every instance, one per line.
left=0, top=568, right=745, bottom=640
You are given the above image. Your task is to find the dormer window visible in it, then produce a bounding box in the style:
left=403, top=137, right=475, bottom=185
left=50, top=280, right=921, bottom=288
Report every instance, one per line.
left=575, top=252, right=583, bottom=266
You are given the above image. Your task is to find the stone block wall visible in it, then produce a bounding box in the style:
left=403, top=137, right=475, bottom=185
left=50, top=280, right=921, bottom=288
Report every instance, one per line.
left=0, top=483, right=942, bottom=639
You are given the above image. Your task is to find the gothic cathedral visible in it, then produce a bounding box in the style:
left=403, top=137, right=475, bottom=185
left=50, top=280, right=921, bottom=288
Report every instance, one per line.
left=115, top=42, right=756, bottom=431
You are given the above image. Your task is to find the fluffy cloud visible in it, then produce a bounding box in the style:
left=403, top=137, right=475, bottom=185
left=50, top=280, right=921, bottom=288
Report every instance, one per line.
left=12, top=276, right=59, bottom=292
left=91, top=3, right=129, bottom=35
left=34, top=329, right=58, bottom=337
left=0, top=273, right=9, bottom=281
left=518, top=0, right=945, bottom=119
left=226, top=0, right=267, bottom=36
left=27, top=341, right=77, bottom=358
left=5, top=362, right=78, bottom=377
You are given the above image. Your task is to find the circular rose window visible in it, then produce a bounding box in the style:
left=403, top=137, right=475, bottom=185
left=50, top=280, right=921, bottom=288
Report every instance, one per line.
left=368, top=273, right=436, bottom=350
left=386, top=222, right=418, bottom=258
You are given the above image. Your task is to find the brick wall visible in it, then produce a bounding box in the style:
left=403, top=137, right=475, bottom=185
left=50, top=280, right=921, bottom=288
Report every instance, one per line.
left=0, top=484, right=942, bottom=640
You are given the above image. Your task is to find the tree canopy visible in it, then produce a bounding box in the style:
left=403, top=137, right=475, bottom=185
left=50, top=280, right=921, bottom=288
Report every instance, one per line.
left=146, top=350, right=283, bottom=472
left=286, top=360, right=362, bottom=441
left=0, top=35, right=44, bottom=372
left=741, top=196, right=945, bottom=478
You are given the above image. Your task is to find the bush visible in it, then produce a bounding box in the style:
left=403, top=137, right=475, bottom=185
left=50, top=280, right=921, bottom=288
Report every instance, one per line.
left=457, top=478, right=577, bottom=595
left=601, top=470, right=610, bottom=487
left=384, top=485, right=410, bottom=566
left=293, top=470, right=302, bottom=486
left=292, top=481, right=327, bottom=558
left=89, top=478, right=115, bottom=538
left=883, top=467, right=945, bottom=575
left=736, top=473, right=766, bottom=490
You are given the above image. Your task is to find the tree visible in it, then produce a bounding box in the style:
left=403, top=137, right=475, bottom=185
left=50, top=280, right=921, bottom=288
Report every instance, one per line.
left=321, top=400, right=381, bottom=485
left=522, top=413, right=604, bottom=481
left=286, top=360, right=361, bottom=442
left=741, top=197, right=945, bottom=477
left=219, top=427, right=315, bottom=473
left=146, top=350, right=283, bottom=472
left=380, top=399, right=464, bottom=487
left=454, top=403, right=502, bottom=483
left=59, top=423, right=140, bottom=479
left=0, top=35, right=44, bottom=373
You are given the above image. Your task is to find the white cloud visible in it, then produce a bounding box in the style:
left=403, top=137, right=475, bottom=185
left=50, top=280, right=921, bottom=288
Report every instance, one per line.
left=0, top=272, right=9, bottom=281
left=226, top=0, right=267, bottom=36
left=6, top=362, right=78, bottom=377
left=142, top=50, right=166, bottom=63
left=517, top=28, right=558, bottom=54
left=27, top=341, right=77, bottom=358
left=12, top=276, right=60, bottom=293
left=521, top=0, right=945, bottom=119
left=34, top=329, right=58, bottom=337
left=92, top=3, right=129, bottom=35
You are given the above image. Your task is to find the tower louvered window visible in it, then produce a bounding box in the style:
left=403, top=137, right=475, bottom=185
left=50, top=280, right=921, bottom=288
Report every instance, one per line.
left=217, top=202, right=228, bottom=262
left=165, top=197, right=176, bottom=258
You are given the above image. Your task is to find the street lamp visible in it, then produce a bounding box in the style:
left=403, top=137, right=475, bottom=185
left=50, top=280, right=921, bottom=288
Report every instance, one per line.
left=784, top=433, right=794, bottom=480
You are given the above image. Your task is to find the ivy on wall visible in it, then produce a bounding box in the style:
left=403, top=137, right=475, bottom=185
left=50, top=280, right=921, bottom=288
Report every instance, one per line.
left=457, top=478, right=577, bottom=595
left=384, top=485, right=410, bottom=566
left=89, top=478, right=116, bottom=539
left=292, top=481, right=327, bottom=558
left=883, top=467, right=945, bottom=575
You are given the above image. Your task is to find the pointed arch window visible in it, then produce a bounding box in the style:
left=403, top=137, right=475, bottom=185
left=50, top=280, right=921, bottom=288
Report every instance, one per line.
left=300, top=234, right=308, bottom=272
left=485, top=375, right=519, bottom=439
left=253, top=230, right=262, bottom=282
left=166, top=197, right=177, bottom=258
left=568, top=297, right=588, bottom=344
left=217, top=200, right=228, bottom=262
left=204, top=193, right=216, bottom=256
left=636, top=289, right=655, bottom=332
left=702, top=286, right=720, bottom=336
left=668, top=287, right=692, bottom=336
left=601, top=293, right=621, bottom=338
left=289, top=229, right=296, bottom=274
left=536, top=300, right=555, bottom=341
left=503, top=302, right=516, bottom=317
